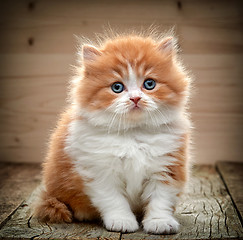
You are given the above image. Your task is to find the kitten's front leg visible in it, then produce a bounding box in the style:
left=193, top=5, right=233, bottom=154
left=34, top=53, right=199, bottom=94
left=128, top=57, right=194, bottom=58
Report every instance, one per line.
left=86, top=177, right=139, bottom=233
left=142, top=180, right=180, bottom=234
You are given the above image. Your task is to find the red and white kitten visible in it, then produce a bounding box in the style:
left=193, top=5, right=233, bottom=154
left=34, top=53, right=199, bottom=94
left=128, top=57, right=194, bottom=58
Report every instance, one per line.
left=33, top=32, right=191, bottom=234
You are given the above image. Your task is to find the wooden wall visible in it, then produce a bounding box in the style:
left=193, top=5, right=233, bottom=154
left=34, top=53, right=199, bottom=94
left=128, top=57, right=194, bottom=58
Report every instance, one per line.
left=0, top=0, right=242, bottom=164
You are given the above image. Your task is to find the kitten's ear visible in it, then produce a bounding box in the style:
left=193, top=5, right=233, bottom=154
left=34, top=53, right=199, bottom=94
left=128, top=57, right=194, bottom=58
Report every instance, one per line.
left=158, top=37, right=177, bottom=57
left=82, top=44, right=102, bottom=62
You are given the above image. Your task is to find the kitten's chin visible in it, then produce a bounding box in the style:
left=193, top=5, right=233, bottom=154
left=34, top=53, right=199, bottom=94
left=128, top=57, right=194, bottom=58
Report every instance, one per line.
left=126, top=108, right=144, bottom=121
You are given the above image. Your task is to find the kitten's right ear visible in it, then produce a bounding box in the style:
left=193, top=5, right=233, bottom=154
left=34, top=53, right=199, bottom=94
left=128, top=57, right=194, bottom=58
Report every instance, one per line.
left=158, top=37, right=177, bottom=57
left=82, top=44, right=102, bottom=62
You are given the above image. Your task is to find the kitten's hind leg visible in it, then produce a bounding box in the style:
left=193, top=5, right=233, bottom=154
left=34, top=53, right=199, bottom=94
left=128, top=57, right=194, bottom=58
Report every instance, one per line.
left=32, top=188, right=72, bottom=223
left=71, top=200, right=99, bottom=222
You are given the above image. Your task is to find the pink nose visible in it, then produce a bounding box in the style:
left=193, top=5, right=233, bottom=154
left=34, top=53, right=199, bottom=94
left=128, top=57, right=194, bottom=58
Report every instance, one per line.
left=130, top=97, right=141, bottom=105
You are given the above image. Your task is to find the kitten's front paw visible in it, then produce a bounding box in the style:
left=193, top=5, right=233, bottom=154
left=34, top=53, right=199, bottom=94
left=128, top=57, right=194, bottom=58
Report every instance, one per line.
left=143, top=217, right=179, bottom=234
left=104, top=215, right=139, bottom=233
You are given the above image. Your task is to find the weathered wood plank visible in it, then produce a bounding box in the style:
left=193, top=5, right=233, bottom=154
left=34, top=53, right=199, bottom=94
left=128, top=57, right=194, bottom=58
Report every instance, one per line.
left=0, top=0, right=242, bottom=54
left=0, top=0, right=242, bottom=165
left=0, top=165, right=242, bottom=239
left=121, top=165, right=243, bottom=239
left=0, top=163, right=41, bottom=228
left=0, top=54, right=243, bottom=164
left=0, top=190, right=121, bottom=240
left=216, top=161, right=243, bottom=225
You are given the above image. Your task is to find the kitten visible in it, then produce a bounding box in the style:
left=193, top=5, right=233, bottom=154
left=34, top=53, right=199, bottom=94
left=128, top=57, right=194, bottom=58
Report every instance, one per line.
left=33, top=31, right=191, bottom=234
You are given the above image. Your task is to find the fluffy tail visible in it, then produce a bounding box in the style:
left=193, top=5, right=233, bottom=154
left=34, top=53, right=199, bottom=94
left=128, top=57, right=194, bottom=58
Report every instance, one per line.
left=32, top=187, right=72, bottom=223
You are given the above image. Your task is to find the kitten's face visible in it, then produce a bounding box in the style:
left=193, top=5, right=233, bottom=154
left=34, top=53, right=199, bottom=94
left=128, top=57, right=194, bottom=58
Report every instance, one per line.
left=74, top=36, right=189, bottom=130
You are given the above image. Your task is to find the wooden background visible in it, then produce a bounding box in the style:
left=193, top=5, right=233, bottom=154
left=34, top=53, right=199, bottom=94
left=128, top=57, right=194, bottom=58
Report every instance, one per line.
left=0, top=0, right=242, bottom=164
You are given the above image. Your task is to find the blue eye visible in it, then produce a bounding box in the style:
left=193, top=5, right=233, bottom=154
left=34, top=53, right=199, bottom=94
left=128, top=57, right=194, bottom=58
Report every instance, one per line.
left=143, top=79, right=156, bottom=90
left=111, top=82, right=124, bottom=93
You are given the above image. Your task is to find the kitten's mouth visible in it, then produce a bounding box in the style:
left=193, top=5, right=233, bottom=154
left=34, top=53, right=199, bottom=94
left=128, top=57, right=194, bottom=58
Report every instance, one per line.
left=133, top=105, right=140, bottom=109
left=131, top=104, right=141, bottom=110
left=130, top=105, right=144, bottom=114
left=128, top=102, right=144, bottom=114
left=126, top=104, right=145, bottom=121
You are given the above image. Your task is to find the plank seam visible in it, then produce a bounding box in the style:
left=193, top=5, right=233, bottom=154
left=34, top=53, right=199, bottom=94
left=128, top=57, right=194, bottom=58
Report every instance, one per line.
left=0, top=200, right=24, bottom=230
left=216, top=164, right=243, bottom=228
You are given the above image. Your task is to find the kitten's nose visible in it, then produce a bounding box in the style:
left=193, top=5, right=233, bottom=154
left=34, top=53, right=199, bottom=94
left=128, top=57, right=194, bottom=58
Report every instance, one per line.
left=130, top=97, right=141, bottom=105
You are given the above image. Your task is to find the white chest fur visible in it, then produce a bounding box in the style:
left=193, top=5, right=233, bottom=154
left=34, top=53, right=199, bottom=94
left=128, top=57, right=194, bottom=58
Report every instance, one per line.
left=64, top=118, right=187, bottom=209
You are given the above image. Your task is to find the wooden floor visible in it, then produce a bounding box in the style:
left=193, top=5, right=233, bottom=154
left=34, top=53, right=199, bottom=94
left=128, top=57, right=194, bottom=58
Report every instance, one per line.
left=0, top=162, right=242, bottom=240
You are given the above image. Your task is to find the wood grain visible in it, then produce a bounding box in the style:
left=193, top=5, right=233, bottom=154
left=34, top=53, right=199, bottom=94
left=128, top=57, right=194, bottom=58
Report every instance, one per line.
left=0, top=0, right=242, bottom=54
left=0, top=165, right=242, bottom=239
left=0, top=163, right=41, bottom=228
left=122, top=165, right=243, bottom=239
left=0, top=192, right=121, bottom=240
left=0, top=54, right=242, bottom=164
left=216, top=161, right=243, bottom=224
left=0, top=0, right=243, bottom=164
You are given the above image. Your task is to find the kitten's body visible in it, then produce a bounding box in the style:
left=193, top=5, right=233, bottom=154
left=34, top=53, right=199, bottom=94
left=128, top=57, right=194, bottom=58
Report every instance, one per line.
left=34, top=32, right=191, bottom=234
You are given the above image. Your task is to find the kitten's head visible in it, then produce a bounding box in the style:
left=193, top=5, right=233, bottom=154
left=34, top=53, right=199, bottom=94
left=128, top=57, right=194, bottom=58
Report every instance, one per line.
left=72, top=34, right=190, bottom=131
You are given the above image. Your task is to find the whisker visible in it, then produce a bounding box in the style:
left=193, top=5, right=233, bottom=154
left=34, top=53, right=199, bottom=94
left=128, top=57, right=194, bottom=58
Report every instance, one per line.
left=154, top=108, right=174, bottom=133
left=122, top=110, right=127, bottom=134
left=146, top=109, right=159, bottom=128
left=107, top=111, right=119, bottom=134
left=117, top=112, right=123, bottom=135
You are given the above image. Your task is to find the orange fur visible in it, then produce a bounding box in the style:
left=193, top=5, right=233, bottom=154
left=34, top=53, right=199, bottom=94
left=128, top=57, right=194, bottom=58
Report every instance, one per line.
left=33, top=190, right=72, bottom=223
left=34, top=32, right=191, bottom=231
left=161, top=133, right=190, bottom=187
left=167, top=134, right=190, bottom=184
left=74, top=36, right=188, bottom=111
left=34, top=109, right=98, bottom=222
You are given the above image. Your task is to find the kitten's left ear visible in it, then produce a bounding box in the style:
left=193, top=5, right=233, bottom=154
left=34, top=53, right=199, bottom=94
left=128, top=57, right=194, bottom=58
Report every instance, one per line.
left=82, top=44, right=102, bottom=62
left=158, top=37, right=177, bottom=57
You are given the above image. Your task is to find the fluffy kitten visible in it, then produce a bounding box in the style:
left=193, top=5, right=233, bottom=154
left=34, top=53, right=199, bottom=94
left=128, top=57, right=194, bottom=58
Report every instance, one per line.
left=33, top=31, right=191, bottom=234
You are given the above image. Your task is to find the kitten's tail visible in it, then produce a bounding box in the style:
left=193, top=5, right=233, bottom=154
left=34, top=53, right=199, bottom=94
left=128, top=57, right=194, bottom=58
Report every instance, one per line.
left=32, top=185, right=72, bottom=223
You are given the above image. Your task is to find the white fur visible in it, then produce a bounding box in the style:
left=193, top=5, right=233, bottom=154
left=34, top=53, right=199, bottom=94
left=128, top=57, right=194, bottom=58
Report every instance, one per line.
left=142, top=183, right=180, bottom=234
left=127, top=63, right=137, bottom=86
left=65, top=112, right=189, bottom=233
left=65, top=64, right=190, bottom=233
